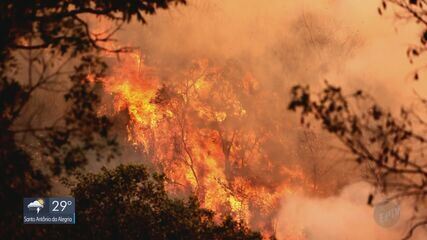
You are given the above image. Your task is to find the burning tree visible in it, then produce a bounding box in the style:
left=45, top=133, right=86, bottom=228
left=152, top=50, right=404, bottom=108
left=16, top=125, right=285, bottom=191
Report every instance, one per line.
left=99, top=53, right=314, bottom=235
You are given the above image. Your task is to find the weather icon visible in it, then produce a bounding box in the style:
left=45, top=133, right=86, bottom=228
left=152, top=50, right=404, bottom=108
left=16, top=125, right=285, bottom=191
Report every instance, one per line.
left=27, top=199, right=44, bottom=214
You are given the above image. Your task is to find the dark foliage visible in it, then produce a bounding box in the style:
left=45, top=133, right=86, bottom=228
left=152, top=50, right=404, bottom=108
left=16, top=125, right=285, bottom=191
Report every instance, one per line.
left=0, top=0, right=185, bottom=239
left=289, top=83, right=427, bottom=239
left=288, top=1, right=427, bottom=238
left=0, top=0, right=186, bottom=55
left=378, top=0, right=427, bottom=79
left=43, top=165, right=262, bottom=240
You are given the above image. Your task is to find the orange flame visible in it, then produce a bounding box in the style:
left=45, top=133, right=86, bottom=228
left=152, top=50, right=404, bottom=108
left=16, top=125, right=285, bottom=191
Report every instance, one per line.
left=98, top=51, right=312, bottom=238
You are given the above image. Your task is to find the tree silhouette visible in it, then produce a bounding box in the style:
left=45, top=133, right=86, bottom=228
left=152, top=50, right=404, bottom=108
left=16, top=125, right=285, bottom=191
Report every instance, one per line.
left=289, top=1, right=427, bottom=239
left=0, top=0, right=185, bottom=238
left=45, top=165, right=263, bottom=240
left=379, top=0, right=427, bottom=79
left=289, top=1, right=427, bottom=237
left=289, top=82, right=427, bottom=239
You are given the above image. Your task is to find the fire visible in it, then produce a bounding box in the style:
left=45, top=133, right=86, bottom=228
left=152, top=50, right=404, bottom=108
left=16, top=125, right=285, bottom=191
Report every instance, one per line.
left=98, top=50, right=312, bottom=238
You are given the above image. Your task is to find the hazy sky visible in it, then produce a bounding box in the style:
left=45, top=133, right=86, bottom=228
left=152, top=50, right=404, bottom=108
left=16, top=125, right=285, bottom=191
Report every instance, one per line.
left=106, top=0, right=427, bottom=109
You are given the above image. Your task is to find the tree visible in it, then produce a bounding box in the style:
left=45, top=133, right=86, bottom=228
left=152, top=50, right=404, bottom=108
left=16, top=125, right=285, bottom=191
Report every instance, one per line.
left=378, top=0, right=427, bottom=79
left=104, top=57, right=306, bottom=231
left=289, top=83, right=427, bottom=239
left=45, top=164, right=263, bottom=240
left=289, top=1, right=427, bottom=238
left=0, top=0, right=185, bottom=238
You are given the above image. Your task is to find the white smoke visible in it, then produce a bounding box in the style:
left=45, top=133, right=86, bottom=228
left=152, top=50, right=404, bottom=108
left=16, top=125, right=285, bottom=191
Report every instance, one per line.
left=276, top=182, right=427, bottom=240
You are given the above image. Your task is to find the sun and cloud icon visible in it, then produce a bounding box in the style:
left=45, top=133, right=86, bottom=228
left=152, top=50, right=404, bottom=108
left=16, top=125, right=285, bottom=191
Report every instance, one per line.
left=27, top=198, right=44, bottom=214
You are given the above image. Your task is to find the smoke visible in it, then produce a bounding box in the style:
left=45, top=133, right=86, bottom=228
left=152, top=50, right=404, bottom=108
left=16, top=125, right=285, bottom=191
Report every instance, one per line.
left=277, top=182, right=427, bottom=240
left=89, top=0, right=427, bottom=237
left=105, top=0, right=424, bottom=186
left=115, top=0, right=427, bottom=105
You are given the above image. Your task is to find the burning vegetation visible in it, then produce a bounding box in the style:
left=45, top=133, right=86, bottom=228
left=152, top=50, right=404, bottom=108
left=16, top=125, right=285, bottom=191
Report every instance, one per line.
left=98, top=51, right=316, bottom=236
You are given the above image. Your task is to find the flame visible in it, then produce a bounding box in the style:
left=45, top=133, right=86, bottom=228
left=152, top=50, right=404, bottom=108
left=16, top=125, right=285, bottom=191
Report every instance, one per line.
left=97, top=50, right=312, bottom=238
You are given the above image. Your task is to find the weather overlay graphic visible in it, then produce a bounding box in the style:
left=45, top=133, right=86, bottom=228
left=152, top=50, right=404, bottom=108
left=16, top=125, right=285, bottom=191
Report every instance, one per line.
left=23, top=197, right=75, bottom=224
